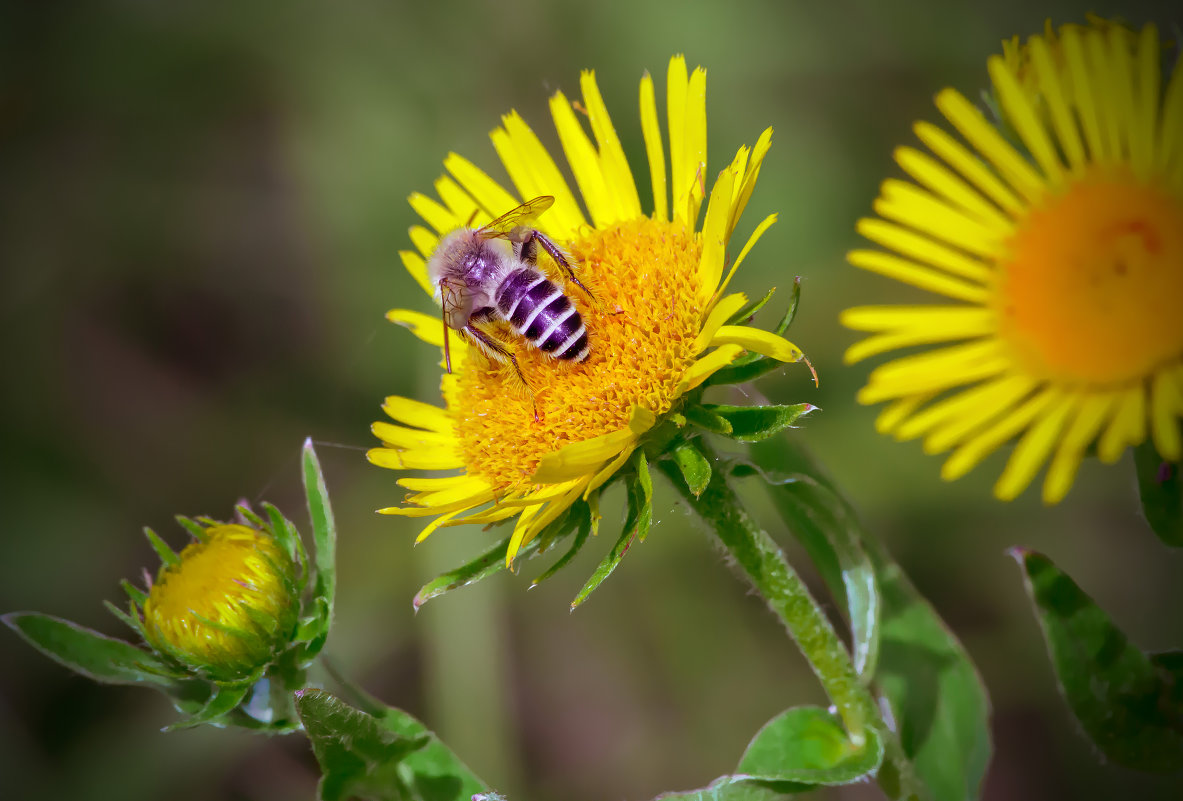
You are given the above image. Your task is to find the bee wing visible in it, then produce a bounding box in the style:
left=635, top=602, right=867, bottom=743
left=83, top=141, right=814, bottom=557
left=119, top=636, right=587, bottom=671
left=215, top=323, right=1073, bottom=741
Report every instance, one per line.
left=477, top=195, right=555, bottom=240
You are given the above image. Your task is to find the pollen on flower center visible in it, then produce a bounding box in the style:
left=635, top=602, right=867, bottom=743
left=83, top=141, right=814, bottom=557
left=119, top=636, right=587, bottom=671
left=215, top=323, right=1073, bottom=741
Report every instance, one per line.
left=996, top=167, right=1183, bottom=384
left=451, top=217, right=704, bottom=491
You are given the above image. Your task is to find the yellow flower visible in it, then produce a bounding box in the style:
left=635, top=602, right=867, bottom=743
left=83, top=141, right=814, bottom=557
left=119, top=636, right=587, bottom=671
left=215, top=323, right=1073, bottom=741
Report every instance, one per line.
left=142, top=523, right=299, bottom=682
left=370, top=56, right=808, bottom=562
left=842, top=20, right=1183, bottom=503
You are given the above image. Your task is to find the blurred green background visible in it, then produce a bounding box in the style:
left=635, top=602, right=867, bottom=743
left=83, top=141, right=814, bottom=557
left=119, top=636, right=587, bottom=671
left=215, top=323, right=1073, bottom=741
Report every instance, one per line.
left=3, top=1, right=1182, bottom=799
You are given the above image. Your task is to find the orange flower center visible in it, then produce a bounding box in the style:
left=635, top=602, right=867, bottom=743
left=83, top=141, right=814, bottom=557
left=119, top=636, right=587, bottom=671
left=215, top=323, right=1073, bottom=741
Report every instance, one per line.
left=450, top=217, right=704, bottom=491
left=996, top=167, right=1183, bottom=384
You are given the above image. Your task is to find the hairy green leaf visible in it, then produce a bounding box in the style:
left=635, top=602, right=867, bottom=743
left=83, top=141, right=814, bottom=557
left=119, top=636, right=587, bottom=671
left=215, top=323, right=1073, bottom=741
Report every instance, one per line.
left=572, top=462, right=651, bottom=608
left=668, top=438, right=712, bottom=497
left=414, top=532, right=545, bottom=609
left=703, top=403, right=816, bottom=443
left=4, top=612, right=174, bottom=687
left=303, top=440, right=337, bottom=643
left=1013, top=549, right=1183, bottom=772
left=739, top=706, right=884, bottom=783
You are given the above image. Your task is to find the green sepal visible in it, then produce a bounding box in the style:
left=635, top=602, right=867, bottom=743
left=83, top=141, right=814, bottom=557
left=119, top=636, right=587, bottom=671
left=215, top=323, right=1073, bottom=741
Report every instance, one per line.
left=531, top=503, right=593, bottom=588
left=1012, top=548, right=1183, bottom=773
left=736, top=461, right=879, bottom=679
left=263, top=501, right=311, bottom=587
left=571, top=455, right=651, bottom=609
left=414, top=533, right=544, bottom=609
left=175, top=516, right=208, bottom=543
left=165, top=681, right=253, bottom=731
left=120, top=578, right=148, bottom=606
left=295, top=689, right=445, bottom=801
left=302, top=439, right=337, bottom=631
left=1134, top=441, right=1182, bottom=547
left=701, top=403, right=817, bottom=443
left=738, top=705, right=884, bottom=785
left=3, top=611, right=175, bottom=686
left=103, top=599, right=147, bottom=640
left=667, top=438, right=712, bottom=498
left=143, top=527, right=180, bottom=568
left=750, top=437, right=991, bottom=801
left=703, top=355, right=786, bottom=388
left=294, top=596, right=331, bottom=660
left=727, top=286, right=777, bottom=326
left=772, top=277, right=802, bottom=335
left=684, top=404, right=733, bottom=435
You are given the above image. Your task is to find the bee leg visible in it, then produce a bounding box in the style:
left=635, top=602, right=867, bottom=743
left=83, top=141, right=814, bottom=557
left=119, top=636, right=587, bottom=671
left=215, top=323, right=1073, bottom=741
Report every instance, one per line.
left=519, top=229, right=595, bottom=301
left=463, top=321, right=539, bottom=420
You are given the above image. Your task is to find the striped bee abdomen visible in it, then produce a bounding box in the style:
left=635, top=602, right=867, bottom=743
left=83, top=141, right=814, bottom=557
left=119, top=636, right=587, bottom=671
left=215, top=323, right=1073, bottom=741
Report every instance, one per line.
left=495, top=268, right=590, bottom=362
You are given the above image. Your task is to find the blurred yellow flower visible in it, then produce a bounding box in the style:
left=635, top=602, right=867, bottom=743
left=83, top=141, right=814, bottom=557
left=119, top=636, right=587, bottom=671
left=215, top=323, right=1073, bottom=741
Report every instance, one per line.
left=142, top=523, right=298, bottom=682
left=370, top=56, right=808, bottom=562
left=843, top=20, right=1183, bottom=503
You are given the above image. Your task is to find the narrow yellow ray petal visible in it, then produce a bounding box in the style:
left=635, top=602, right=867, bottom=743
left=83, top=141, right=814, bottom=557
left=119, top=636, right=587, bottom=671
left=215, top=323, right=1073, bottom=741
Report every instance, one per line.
left=405, top=482, right=497, bottom=510
left=1132, top=24, right=1160, bottom=182
left=841, top=305, right=993, bottom=333
left=695, top=293, right=748, bottom=352
left=941, top=387, right=1062, bottom=481
left=494, top=111, right=586, bottom=235
left=718, top=213, right=777, bottom=300
left=1151, top=369, right=1183, bottom=461
left=1030, top=37, right=1086, bottom=171
left=935, top=89, right=1045, bottom=203
left=400, top=250, right=435, bottom=297
left=585, top=446, right=636, bottom=497
left=530, top=428, right=637, bottom=484
left=443, top=503, right=521, bottom=529
left=409, top=225, right=439, bottom=260
left=413, top=508, right=466, bottom=544
left=711, top=326, right=803, bottom=363
left=1087, top=29, right=1123, bottom=165
left=994, top=395, right=1077, bottom=501
left=506, top=503, right=543, bottom=565
left=847, top=250, right=991, bottom=303
left=1062, top=27, right=1107, bottom=163
left=549, top=90, right=612, bottom=227
left=855, top=219, right=993, bottom=283
left=845, top=328, right=991, bottom=365
left=639, top=71, right=668, bottom=222
left=894, top=146, right=1014, bottom=231
left=443, top=153, right=519, bottom=219
left=382, top=396, right=454, bottom=433
left=988, top=56, right=1064, bottom=183
left=524, top=482, right=587, bottom=543
left=372, top=421, right=453, bottom=449
left=1042, top=391, right=1119, bottom=504
left=367, top=447, right=464, bottom=471
left=676, top=344, right=745, bottom=395
left=581, top=70, right=642, bottom=219
left=875, top=179, right=1002, bottom=259
left=875, top=393, right=935, bottom=435
left=397, top=475, right=476, bottom=492
left=913, top=121, right=1023, bottom=216
left=1158, top=36, right=1183, bottom=175
left=667, top=55, right=689, bottom=220
left=859, top=340, right=1008, bottom=402
left=893, top=373, right=1016, bottom=442
left=682, top=67, right=708, bottom=224
left=434, top=176, right=482, bottom=228
left=409, top=192, right=459, bottom=235
left=1097, top=385, right=1145, bottom=463
left=922, top=374, right=1037, bottom=453
left=496, top=481, right=583, bottom=507
left=730, top=128, right=773, bottom=239
left=386, top=308, right=445, bottom=347
left=697, top=166, right=736, bottom=305
left=1104, top=25, right=1139, bottom=173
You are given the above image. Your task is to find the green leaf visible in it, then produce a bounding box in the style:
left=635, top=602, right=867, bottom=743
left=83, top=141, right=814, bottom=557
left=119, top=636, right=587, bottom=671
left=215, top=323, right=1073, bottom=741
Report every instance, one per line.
left=572, top=462, right=651, bottom=609
left=668, top=438, right=712, bottom=498
left=702, top=403, right=817, bottom=443
left=750, top=437, right=991, bottom=801
left=685, top=403, right=733, bottom=434
left=373, top=700, right=489, bottom=801
left=296, top=689, right=431, bottom=801
left=1012, top=549, right=1183, bottom=773
left=167, top=681, right=252, bottom=730
left=302, top=439, right=337, bottom=637
left=1134, top=441, right=1182, bottom=546
left=746, top=465, right=879, bottom=679
left=739, top=706, right=884, bottom=784
left=414, top=533, right=545, bottom=609
left=531, top=504, right=593, bottom=587
left=3, top=612, right=174, bottom=687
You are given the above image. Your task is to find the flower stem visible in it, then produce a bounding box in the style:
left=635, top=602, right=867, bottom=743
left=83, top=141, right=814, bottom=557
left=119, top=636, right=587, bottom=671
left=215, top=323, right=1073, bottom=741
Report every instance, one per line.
left=660, top=444, right=919, bottom=800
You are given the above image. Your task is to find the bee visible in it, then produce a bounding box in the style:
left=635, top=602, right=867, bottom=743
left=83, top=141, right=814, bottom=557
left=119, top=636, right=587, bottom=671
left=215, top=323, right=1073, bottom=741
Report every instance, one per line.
left=426, top=195, right=592, bottom=388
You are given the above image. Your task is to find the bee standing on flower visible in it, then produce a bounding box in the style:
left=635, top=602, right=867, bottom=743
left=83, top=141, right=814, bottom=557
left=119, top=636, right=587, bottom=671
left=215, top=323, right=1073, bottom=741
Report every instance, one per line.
left=426, top=195, right=593, bottom=391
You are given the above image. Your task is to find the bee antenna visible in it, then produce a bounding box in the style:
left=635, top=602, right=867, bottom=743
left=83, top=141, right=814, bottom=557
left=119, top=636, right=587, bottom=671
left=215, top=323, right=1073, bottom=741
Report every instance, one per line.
left=465, top=207, right=480, bottom=228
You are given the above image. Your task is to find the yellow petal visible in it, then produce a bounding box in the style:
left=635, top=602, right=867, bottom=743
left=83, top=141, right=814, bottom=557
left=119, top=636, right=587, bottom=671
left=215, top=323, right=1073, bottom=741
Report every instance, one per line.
left=530, top=428, right=637, bottom=484
left=667, top=55, right=690, bottom=219
left=372, top=421, right=453, bottom=449
left=386, top=308, right=445, bottom=347
left=550, top=90, right=612, bottom=227
left=409, top=192, right=458, bottom=235
left=935, top=88, right=1044, bottom=203
left=381, top=396, right=454, bottom=434
left=697, top=165, right=736, bottom=305
left=581, top=69, right=641, bottom=219
left=413, top=508, right=467, bottom=544
left=409, top=225, right=439, bottom=260
left=400, top=250, right=435, bottom=298
left=847, top=250, right=991, bottom=304
left=367, top=447, right=463, bottom=471
left=988, top=55, right=1064, bottom=183
left=585, top=445, right=636, bottom=497
left=676, top=344, right=744, bottom=395
left=994, top=396, right=1077, bottom=501
left=491, top=111, right=586, bottom=237
left=694, top=293, right=748, bottom=353
left=718, top=212, right=777, bottom=299
left=729, top=127, right=772, bottom=238
left=443, top=153, right=519, bottom=218
left=855, top=218, right=993, bottom=283
left=639, top=71, right=668, bottom=221
left=710, top=326, right=803, bottom=363
left=434, top=176, right=483, bottom=228
left=912, top=120, right=1023, bottom=216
